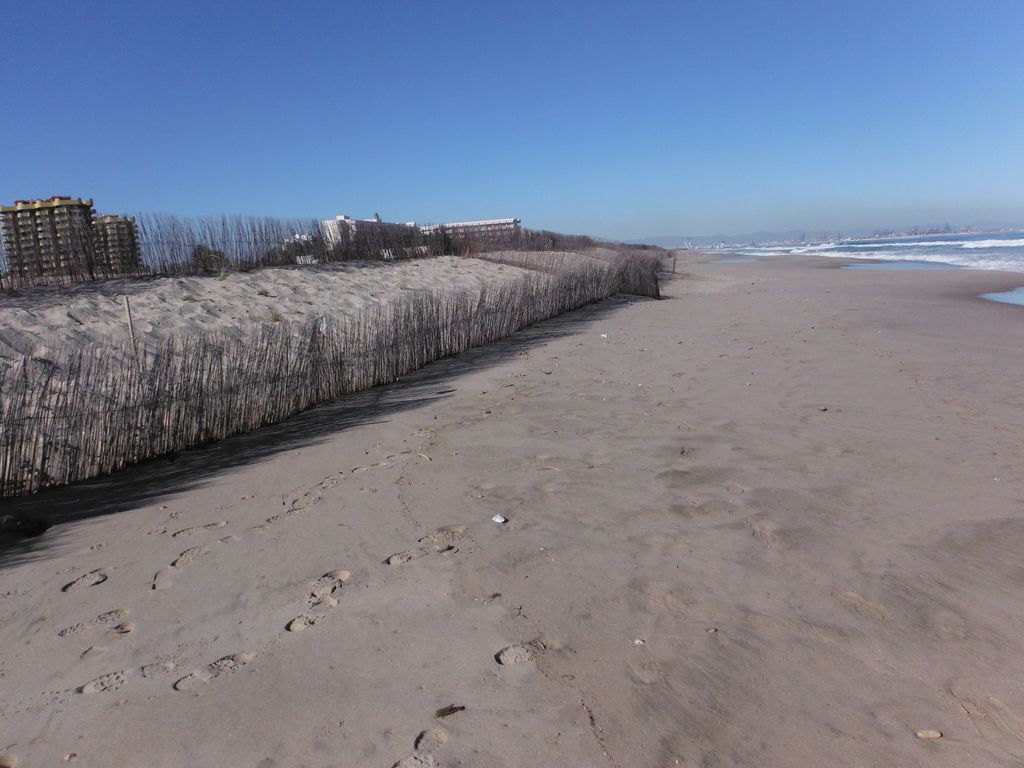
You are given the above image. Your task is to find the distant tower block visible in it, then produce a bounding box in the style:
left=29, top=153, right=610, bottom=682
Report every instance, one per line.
left=0, top=196, right=98, bottom=280
left=94, top=214, right=142, bottom=275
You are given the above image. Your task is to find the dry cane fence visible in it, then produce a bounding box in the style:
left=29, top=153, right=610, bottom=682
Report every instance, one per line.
left=0, top=252, right=659, bottom=497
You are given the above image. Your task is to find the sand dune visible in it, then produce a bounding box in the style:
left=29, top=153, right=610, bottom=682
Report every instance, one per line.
left=2, top=256, right=1024, bottom=766
left=0, top=256, right=529, bottom=361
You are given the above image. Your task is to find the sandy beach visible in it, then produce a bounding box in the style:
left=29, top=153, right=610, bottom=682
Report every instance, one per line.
left=2, top=255, right=1024, bottom=767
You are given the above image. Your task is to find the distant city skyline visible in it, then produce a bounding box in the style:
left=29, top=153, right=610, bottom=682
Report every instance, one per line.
left=2, top=1, right=1022, bottom=242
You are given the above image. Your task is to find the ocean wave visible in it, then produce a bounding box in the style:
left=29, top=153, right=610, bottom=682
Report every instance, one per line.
left=820, top=250, right=1024, bottom=272
left=732, top=232, right=1024, bottom=272
left=842, top=240, right=963, bottom=249
left=736, top=244, right=836, bottom=256
left=961, top=238, right=1024, bottom=249
left=842, top=238, right=1024, bottom=250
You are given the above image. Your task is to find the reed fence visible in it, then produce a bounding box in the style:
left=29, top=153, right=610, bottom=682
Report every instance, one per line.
left=0, top=251, right=659, bottom=496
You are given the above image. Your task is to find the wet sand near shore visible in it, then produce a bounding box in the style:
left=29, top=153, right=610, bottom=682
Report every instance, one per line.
left=2, top=255, right=1024, bottom=767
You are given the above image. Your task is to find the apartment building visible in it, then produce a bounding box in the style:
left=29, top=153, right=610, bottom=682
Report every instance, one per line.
left=93, top=214, right=142, bottom=274
left=419, top=218, right=521, bottom=243
left=0, top=196, right=98, bottom=279
left=0, top=197, right=143, bottom=280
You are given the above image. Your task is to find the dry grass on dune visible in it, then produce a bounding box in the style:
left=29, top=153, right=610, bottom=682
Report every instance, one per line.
left=0, top=251, right=659, bottom=496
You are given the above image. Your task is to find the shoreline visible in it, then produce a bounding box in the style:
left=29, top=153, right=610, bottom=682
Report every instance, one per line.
left=2, top=256, right=1023, bottom=766
left=704, top=251, right=1024, bottom=299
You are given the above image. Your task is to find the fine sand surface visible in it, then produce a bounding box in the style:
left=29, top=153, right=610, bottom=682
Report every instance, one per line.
left=2, top=256, right=1024, bottom=766
left=0, top=257, right=529, bottom=361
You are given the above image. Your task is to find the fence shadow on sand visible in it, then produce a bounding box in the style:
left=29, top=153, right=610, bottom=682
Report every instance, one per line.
left=0, top=295, right=638, bottom=567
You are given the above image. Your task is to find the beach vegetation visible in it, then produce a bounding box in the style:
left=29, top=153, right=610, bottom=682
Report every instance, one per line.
left=0, top=251, right=659, bottom=496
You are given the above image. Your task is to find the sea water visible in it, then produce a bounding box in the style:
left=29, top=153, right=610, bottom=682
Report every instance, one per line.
left=732, top=231, right=1024, bottom=304
left=736, top=231, right=1024, bottom=273
left=980, top=287, right=1024, bottom=306
left=841, top=260, right=960, bottom=270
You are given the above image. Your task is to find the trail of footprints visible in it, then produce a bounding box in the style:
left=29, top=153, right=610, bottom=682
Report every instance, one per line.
left=152, top=529, right=239, bottom=591
left=60, top=471, right=353, bottom=701
left=251, top=487, right=324, bottom=533
left=151, top=470, right=347, bottom=590
left=77, top=659, right=176, bottom=695
left=58, top=455, right=523, bottom=727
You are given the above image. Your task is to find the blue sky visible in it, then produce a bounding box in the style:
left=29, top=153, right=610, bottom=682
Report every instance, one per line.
left=2, top=0, right=1023, bottom=240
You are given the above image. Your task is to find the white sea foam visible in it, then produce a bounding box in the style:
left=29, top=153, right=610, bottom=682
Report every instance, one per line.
left=820, top=250, right=1024, bottom=272
left=734, top=231, right=1024, bottom=273
left=844, top=240, right=962, bottom=248
left=842, top=238, right=1024, bottom=250
left=961, top=238, right=1024, bottom=249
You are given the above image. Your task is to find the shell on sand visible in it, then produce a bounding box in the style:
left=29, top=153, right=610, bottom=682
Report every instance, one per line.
left=915, top=729, right=943, bottom=740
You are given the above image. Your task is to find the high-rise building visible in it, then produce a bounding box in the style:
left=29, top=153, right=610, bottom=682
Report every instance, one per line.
left=93, top=214, right=142, bottom=274
left=0, top=196, right=98, bottom=280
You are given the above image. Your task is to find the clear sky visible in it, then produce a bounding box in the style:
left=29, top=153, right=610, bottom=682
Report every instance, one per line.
left=2, top=0, right=1023, bottom=240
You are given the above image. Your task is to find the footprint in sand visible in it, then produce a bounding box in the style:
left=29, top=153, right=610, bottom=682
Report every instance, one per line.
left=78, top=669, right=131, bottom=694
left=320, top=472, right=343, bottom=489
left=951, top=684, right=1024, bottom=742
left=495, top=644, right=535, bottom=665
left=173, top=652, right=256, bottom=692
left=419, top=526, right=467, bottom=551
left=171, top=545, right=209, bottom=568
left=495, top=638, right=549, bottom=666
left=58, top=607, right=130, bottom=637
left=386, top=550, right=422, bottom=566
left=155, top=536, right=238, bottom=589
left=172, top=521, right=227, bottom=537
left=470, top=480, right=497, bottom=499
left=252, top=487, right=327, bottom=532
left=286, top=569, right=350, bottom=632
left=751, top=523, right=782, bottom=549
left=391, top=728, right=449, bottom=768
left=392, top=754, right=436, bottom=768
left=152, top=567, right=176, bottom=591
left=286, top=614, right=322, bottom=632
left=386, top=526, right=467, bottom=566
left=61, top=568, right=112, bottom=593
left=833, top=590, right=888, bottom=622
left=307, top=569, right=350, bottom=606
left=141, top=660, right=176, bottom=678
